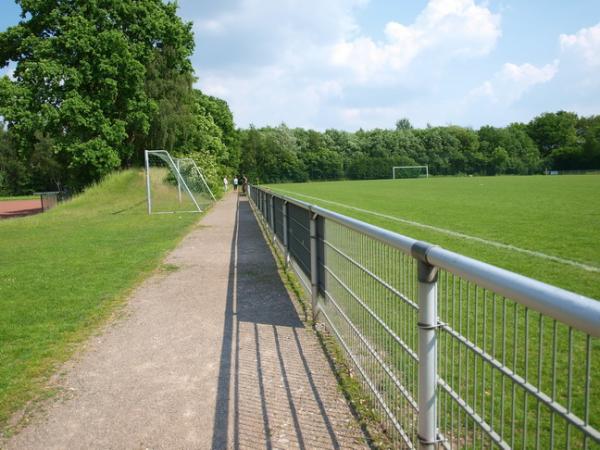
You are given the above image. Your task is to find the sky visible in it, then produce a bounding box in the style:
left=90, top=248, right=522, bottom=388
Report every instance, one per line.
left=1, top=0, right=599, bottom=130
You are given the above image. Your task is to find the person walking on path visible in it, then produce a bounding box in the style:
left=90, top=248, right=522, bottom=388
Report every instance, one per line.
left=242, top=175, right=248, bottom=194
left=233, top=176, right=238, bottom=191
left=223, top=176, right=228, bottom=191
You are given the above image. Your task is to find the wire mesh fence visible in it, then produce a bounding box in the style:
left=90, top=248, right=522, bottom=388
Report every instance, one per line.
left=437, top=270, right=599, bottom=449
left=144, top=150, right=214, bottom=214
left=249, top=185, right=600, bottom=449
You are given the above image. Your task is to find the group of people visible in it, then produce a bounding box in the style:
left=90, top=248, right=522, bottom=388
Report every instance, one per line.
left=223, top=175, right=248, bottom=194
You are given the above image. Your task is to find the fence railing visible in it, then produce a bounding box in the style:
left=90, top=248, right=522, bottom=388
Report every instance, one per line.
left=34, top=191, right=70, bottom=212
left=248, top=185, right=600, bottom=449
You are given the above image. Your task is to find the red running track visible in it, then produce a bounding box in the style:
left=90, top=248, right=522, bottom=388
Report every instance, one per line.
left=0, top=199, right=43, bottom=219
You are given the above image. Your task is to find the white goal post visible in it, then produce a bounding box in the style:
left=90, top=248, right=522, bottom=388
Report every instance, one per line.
left=392, top=165, right=429, bottom=179
left=144, top=150, right=215, bottom=215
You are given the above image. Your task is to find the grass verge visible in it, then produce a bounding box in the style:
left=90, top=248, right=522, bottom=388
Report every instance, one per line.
left=0, top=170, right=205, bottom=433
left=270, top=175, right=600, bottom=300
left=0, top=196, right=39, bottom=201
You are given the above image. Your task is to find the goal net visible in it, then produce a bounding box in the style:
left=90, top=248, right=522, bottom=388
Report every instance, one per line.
left=144, top=150, right=216, bottom=214
left=392, top=165, right=429, bottom=179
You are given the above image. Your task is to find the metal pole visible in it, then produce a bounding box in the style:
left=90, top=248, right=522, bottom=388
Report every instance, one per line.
left=270, top=196, right=275, bottom=241
left=144, top=150, right=152, bottom=215
left=282, top=200, right=290, bottom=268
left=413, top=242, right=438, bottom=449
left=310, top=212, right=320, bottom=321
left=176, top=159, right=182, bottom=204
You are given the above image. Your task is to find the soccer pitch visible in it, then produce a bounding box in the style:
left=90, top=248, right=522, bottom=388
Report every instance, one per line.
left=268, top=175, right=600, bottom=301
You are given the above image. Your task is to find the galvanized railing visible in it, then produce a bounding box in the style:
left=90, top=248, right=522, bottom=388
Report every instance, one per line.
left=248, top=186, right=600, bottom=449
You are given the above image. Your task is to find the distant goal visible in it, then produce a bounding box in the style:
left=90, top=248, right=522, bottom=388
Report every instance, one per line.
left=392, top=165, right=429, bottom=179
left=144, top=150, right=216, bottom=215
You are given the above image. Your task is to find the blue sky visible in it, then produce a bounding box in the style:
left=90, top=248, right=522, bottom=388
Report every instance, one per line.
left=1, top=0, right=599, bottom=130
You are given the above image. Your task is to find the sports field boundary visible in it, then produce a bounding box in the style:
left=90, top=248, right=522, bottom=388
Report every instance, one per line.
left=275, top=188, right=600, bottom=274
left=251, top=184, right=600, bottom=448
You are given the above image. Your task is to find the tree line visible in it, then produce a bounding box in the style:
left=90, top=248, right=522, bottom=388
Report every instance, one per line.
left=239, top=112, right=600, bottom=184
left=0, top=0, right=238, bottom=195
left=1, top=1, right=599, bottom=195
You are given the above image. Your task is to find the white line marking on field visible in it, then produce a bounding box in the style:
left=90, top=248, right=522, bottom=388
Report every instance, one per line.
left=276, top=189, right=600, bottom=274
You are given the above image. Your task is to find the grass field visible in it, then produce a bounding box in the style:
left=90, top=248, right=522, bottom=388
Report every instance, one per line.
left=265, top=175, right=600, bottom=447
left=0, top=195, right=39, bottom=201
left=269, top=175, right=600, bottom=300
left=0, top=170, right=202, bottom=430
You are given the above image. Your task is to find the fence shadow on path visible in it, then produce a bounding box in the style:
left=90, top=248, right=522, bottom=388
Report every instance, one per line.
left=211, top=196, right=365, bottom=450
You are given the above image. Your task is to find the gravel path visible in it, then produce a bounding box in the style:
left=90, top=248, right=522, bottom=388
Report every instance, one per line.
left=4, top=194, right=367, bottom=449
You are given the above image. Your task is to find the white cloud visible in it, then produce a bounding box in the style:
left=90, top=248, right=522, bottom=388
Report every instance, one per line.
left=186, top=0, right=369, bottom=127
left=559, top=22, right=600, bottom=67
left=198, top=67, right=345, bottom=129
left=469, top=60, right=559, bottom=105
left=331, top=0, right=501, bottom=82
left=185, top=0, right=504, bottom=128
left=181, top=0, right=596, bottom=130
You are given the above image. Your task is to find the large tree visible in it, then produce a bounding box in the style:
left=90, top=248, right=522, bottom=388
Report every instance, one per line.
left=0, top=0, right=195, bottom=189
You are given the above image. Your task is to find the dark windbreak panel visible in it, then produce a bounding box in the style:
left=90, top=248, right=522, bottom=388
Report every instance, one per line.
left=287, top=202, right=311, bottom=278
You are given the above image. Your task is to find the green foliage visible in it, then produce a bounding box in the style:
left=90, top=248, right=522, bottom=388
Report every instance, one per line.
left=478, top=124, right=541, bottom=175
left=578, top=115, right=600, bottom=169
left=0, top=0, right=237, bottom=193
left=196, top=90, right=240, bottom=169
left=0, top=125, right=29, bottom=194
left=241, top=111, right=597, bottom=184
left=239, top=125, right=308, bottom=183
left=527, top=111, right=579, bottom=158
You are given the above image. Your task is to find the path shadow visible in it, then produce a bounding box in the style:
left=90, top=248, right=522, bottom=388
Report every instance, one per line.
left=211, top=197, right=360, bottom=449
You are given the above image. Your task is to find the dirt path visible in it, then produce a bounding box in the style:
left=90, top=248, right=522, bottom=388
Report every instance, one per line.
left=3, top=194, right=367, bottom=449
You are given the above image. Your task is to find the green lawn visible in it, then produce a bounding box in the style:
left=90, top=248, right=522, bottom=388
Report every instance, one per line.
left=265, top=175, right=600, bottom=447
left=0, top=195, right=39, bottom=201
left=269, top=175, right=600, bottom=300
left=0, top=170, right=203, bottom=429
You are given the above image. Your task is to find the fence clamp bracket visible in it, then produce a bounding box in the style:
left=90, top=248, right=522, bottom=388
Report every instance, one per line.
left=417, top=434, right=446, bottom=446
left=417, top=320, right=445, bottom=330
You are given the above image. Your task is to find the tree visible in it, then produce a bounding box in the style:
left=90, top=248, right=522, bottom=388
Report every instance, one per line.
left=0, top=0, right=196, bottom=189
left=395, top=118, right=413, bottom=131
left=527, top=111, right=579, bottom=168
left=479, top=124, right=540, bottom=175
left=195, top=90, right=240, bottom=169
left=0, top=124, right=30, bottom=194
left=292, top=129, right=342, bottom=180
left=577, top=115, right=600, bottom=170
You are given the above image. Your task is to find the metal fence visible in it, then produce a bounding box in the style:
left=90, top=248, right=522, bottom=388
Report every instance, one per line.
left=248, top=185, right=600, bottom=449
left=35, top=191, right=71, bottom=211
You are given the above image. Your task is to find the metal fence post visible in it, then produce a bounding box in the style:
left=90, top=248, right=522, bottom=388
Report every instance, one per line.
left=270, top=196, right=275, bottom=240
left=176, top=158, right=182, bottom=204
left=310, top=211, right=320, bottom=321
left=282, top=200, right=290, bottom=268
left=144, top=150, right=152, bottom=215
left=412, top=242, right=439, bottom=449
